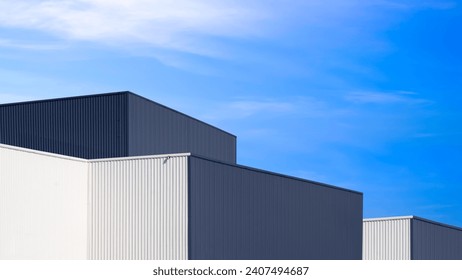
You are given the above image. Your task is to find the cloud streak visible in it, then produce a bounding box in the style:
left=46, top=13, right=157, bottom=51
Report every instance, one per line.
left=200, top=99, right=296, bottom=120
left=0, top=39, right=65, bottom=51
left=0, top=0, right=269, bottom=56
left=0, top=0, right=454, bottom=57
left=345, top=91, right=431, bottom=105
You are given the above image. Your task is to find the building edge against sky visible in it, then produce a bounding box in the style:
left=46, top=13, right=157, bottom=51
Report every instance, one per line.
left=363, top=216, right=462, bottom=260
left=0, top=91, right=236, bottom=163
left=0, top=143, right=362, bottom=260
left=0, top=92, right=363, bottom=260
left=2, top=92, right=461, bottom=260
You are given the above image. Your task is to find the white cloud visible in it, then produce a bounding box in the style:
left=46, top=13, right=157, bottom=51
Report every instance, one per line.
left=0, top=39, right=65, bottom=50
left=200, top=99, right=295, bottom=120
left=0, top=0, right=269, bottom=56
left=0, top=0, right=455, bottom=69
left=229, top=100, right=294, bottom=116
left=345, top=91, right=430, bottom=105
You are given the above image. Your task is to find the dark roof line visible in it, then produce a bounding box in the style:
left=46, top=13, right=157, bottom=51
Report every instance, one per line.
left=0, top=91, right=236, bottom=138
left=412, top=216, right=462, bottom=232
left=190, top=153, right=363, bottom=195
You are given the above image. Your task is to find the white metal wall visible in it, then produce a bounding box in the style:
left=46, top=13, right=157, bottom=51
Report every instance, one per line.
left=0, top=145, right=88, bottom=259
left=88, top=155, right=189, bottom=260
left=363, top=217, right=411, bottom=260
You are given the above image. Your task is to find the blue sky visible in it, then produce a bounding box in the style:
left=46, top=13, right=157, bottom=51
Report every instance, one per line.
left=0, top=0, right=461, bottom=226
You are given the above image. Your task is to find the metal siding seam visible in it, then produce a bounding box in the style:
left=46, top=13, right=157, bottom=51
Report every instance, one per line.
left=87, top=162, right=91, bottom=260
left=185, top=156, right=190, bottom=259
left=410, top=218, right=414, bottom=260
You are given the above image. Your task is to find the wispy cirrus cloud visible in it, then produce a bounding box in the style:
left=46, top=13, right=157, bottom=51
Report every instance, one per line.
left=0, top=0, right=269, bottom=57
left=0, top=0, right=455, bottom=57
left=200, top=99, right=296, bottom=120
left=0, top=39, right=65, bottom=51
left=228, top=100, right=294, bottom=117
left=345, top=91, right=431, bottom=105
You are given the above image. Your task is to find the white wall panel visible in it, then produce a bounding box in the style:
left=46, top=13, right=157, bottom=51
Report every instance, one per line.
left=88, top=155, right=188, bottom=260
left=0, top=145, right=88, bottom=259
left=363, top=217, right=411, bottom=260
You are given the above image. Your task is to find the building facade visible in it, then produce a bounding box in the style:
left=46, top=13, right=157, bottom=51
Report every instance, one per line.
left=0, top=144, right=363, bottom=260
left=0, top=92, right=236, bottom=163
left=0, top=92, right=363, bottom=259
left=363, top=216, right=462, bottom=260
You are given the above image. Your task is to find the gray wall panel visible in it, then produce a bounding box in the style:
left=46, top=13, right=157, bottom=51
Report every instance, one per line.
left=188, top=156, right=363, bottom=260
left=0, top=93, right=129, bottom=159
left=88, top=155, right=189, bottom=260
left=0, top=92, right=236, bottom=162
left=128, top=94, right=236, bottom=163
left=412, top=218, right=462, bottom=260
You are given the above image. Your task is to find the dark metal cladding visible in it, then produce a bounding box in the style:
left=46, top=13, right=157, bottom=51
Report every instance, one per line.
left=411, top=217, right=462, bottom=260
left=127, top=94, right=236, bottom=163
left=0, top=92, right=237, bottom=162
left=188, top=156, right=363, bottom=260
left=0, top=93, right=129, bottom=159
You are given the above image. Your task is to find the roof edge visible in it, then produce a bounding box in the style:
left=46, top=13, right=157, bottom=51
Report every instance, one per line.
left=412, top=216, right=462, bottom=232
left=364, top=215, right=462, bottom=231
left=127, top=92, right=237, bottom=138
left=0, top=91, right=237, bottom=139
left=189, top=153, right=363, bottom=195
left=89, top=153, right=191, bottom=163
left=0, top=143, right=88, bottom=162
left=363, top=216, right=415, bottom=222
left=0, top=91, right=132, bottom=107
left=0, top=143, right=191, bottom=163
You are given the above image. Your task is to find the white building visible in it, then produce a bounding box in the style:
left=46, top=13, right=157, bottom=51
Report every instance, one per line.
left=363, top=216, right=462, bottom=260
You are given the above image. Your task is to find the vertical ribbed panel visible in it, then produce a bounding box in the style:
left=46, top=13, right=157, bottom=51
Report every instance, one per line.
left=0, top=93, right=128, bottom=159
left=88, top=155, right=188, bottom=260
left=127, top=94, right=237, bottom=163
left=0, top=145, right=88, bottom=259
left=412, top=218, right=462, bottom=260
left=0, top=92, right=236, bottom=163
left=363, top=217, right=411, bottom=260
left=188, top=156, right=363, bottom=260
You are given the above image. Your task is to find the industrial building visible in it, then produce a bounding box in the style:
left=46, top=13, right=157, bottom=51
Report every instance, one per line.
left=363, top=216, right=462, bottom=260
left=0, top=91, right=236, bottom=163
left=0, top=92, right=363, bottom=260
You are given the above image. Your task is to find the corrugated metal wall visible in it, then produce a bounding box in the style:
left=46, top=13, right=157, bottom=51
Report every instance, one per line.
left=127, top=94, right=236, bottom=163
left=188, top=156, right=363, bottom=260
left=0, top=92, right=236, bottom=163
left=412, top=218, right=462, bottom=260
left=0, top=93, right=129, bottom=159
left=88, top=155, right=189, bottom=260
left=0, top=145, right=88, bottom=260
left=362, top=217, right=411, bottom=260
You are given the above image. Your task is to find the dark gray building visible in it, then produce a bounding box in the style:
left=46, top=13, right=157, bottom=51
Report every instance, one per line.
left=0, top=91, right=236, bottom=163
left=188, top=155, right=363, bottom=260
